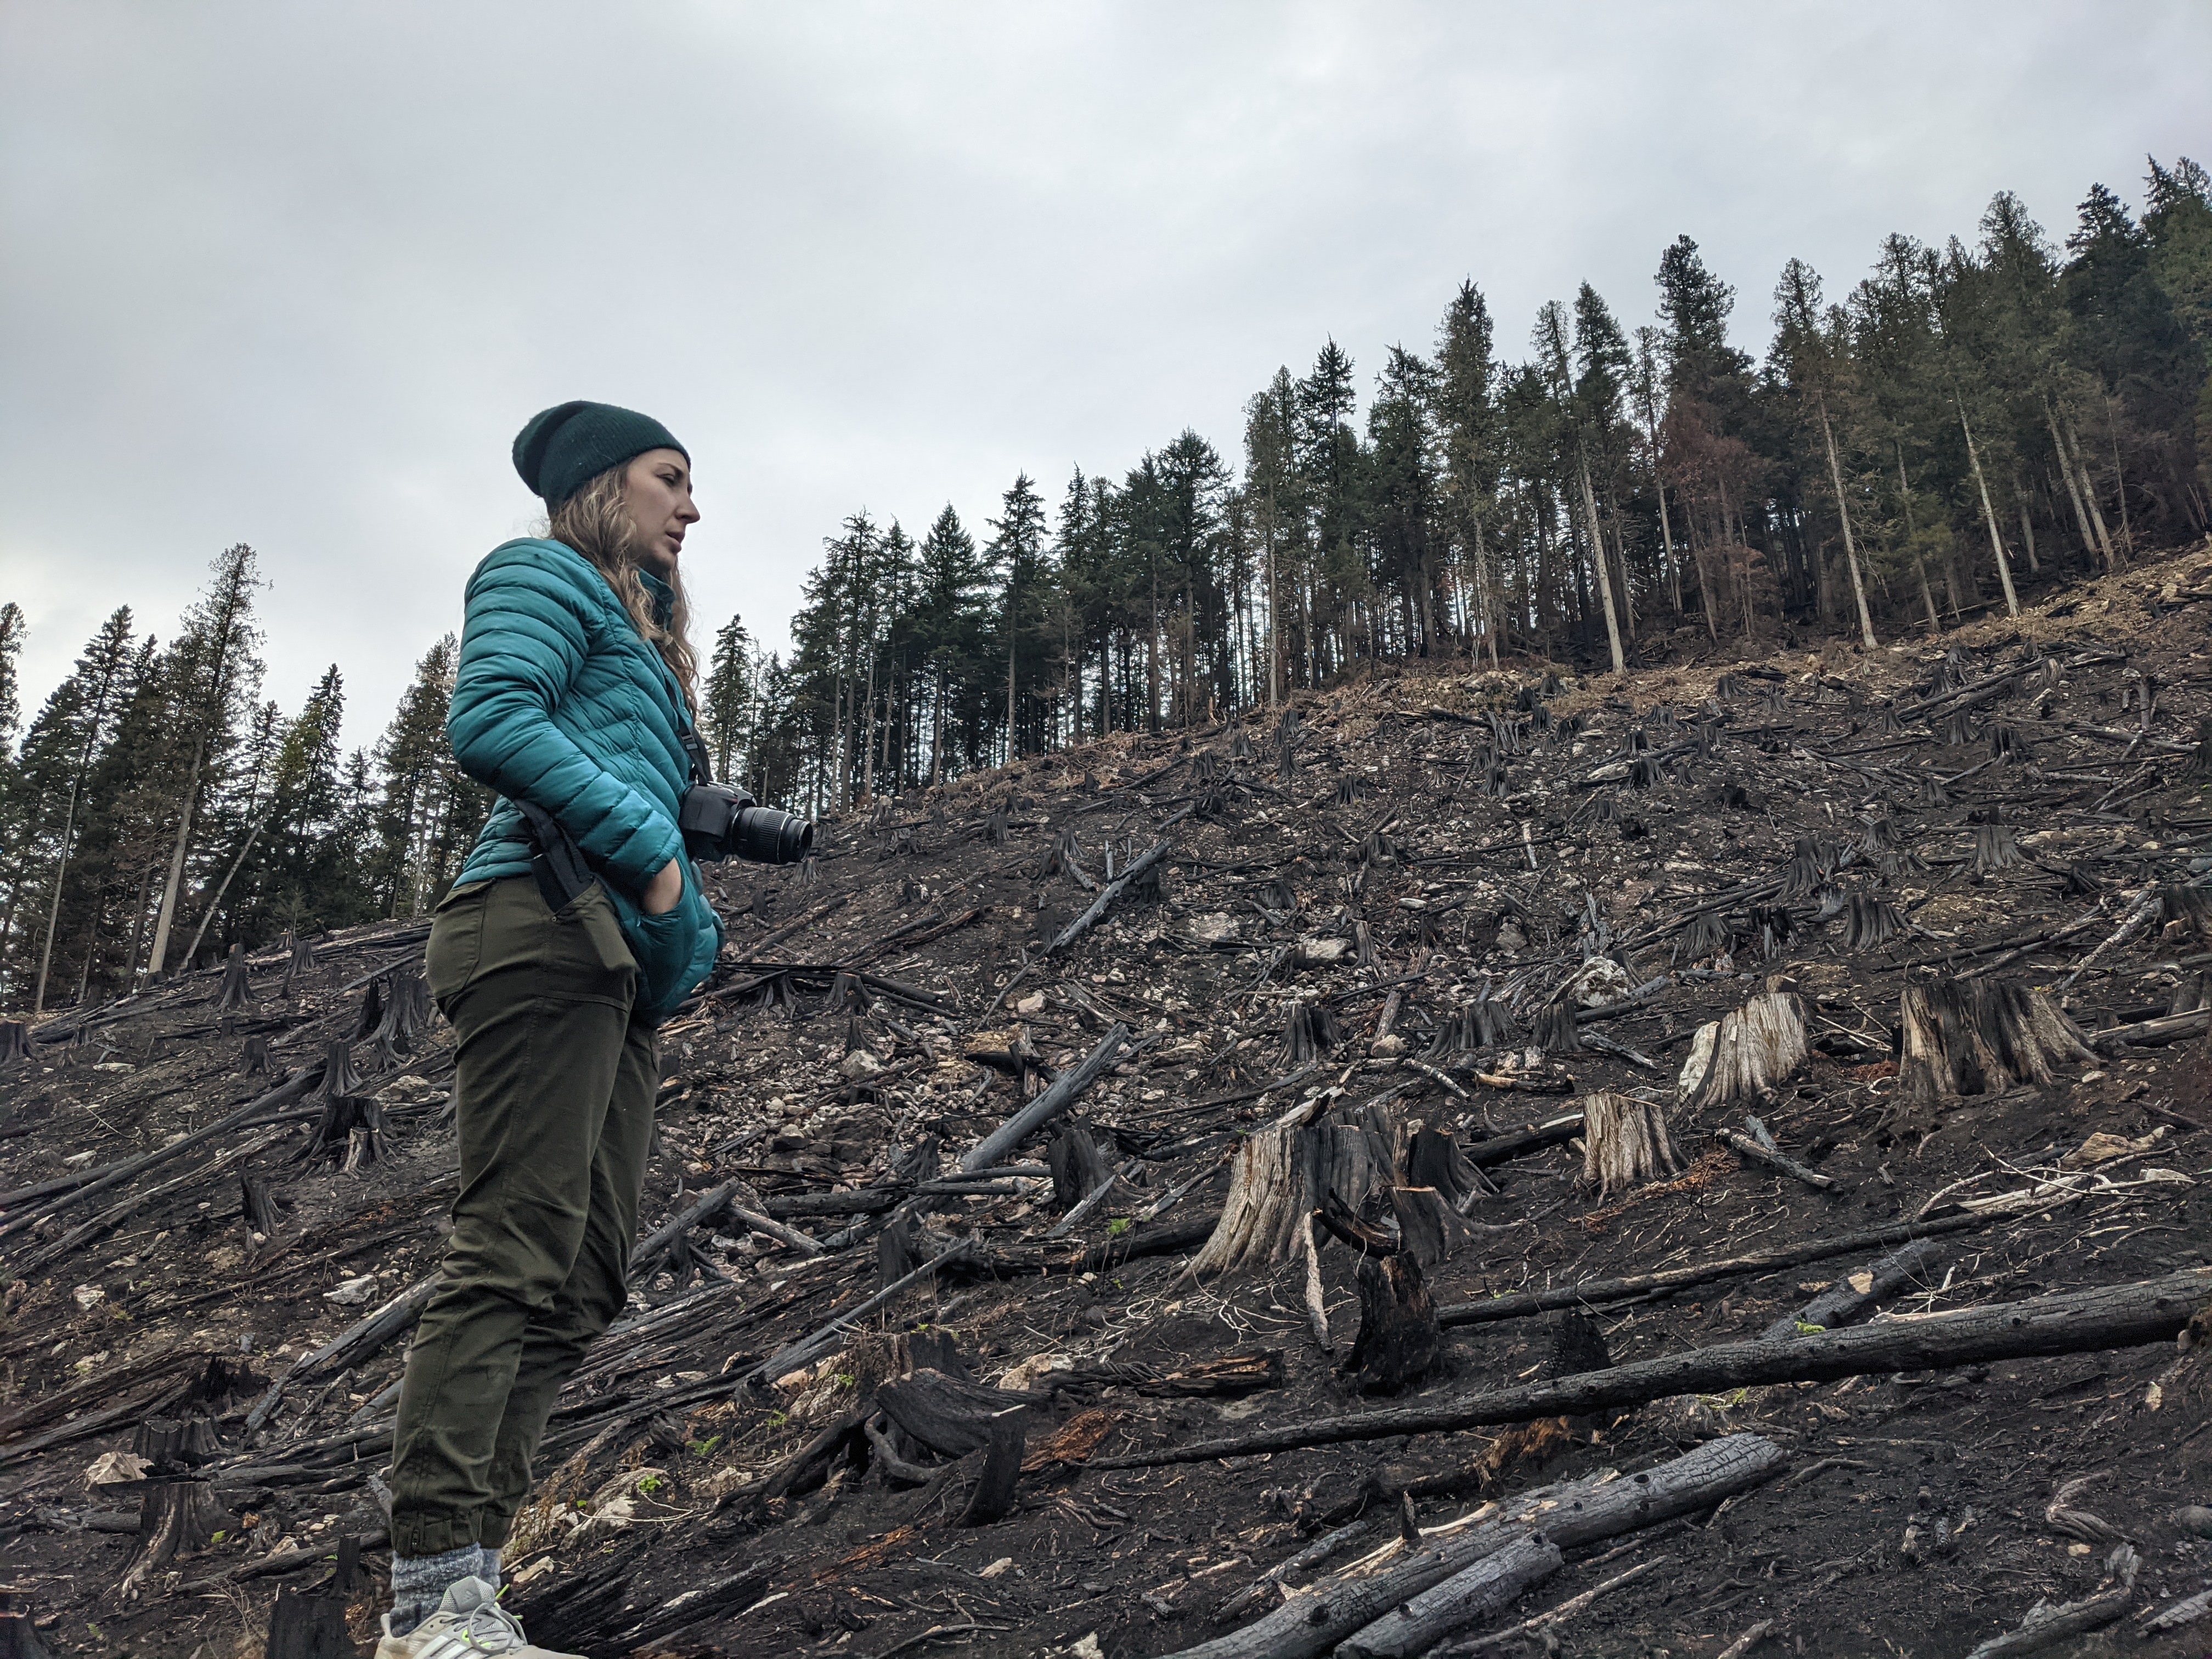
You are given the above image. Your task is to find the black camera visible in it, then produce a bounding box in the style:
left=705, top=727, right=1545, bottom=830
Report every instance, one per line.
left=678, top=785, right=814, bottom=865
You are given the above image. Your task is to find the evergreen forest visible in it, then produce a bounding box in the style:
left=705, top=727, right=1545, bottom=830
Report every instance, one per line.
left=3, top=163, right=2208, bottom=1013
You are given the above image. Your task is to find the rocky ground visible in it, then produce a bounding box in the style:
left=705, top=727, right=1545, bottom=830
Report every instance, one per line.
left=4, top=546, right=2212, bottom=1659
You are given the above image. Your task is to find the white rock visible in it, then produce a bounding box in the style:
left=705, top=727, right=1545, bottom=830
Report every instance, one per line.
left=71, top=1284, right=104, bottom=1312
left=84, top=1449, right=146, bottom=1487
left=839, top=1047, right=883, bottom=1080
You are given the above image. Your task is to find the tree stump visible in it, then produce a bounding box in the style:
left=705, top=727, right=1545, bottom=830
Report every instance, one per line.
left=1387, top=1187, right=1464, bottom=1268
left=1046, top=1124, right=1115, bottom=1212
left=1282, top=1000, right=1339, bottom=1065
left=213, top=942, right=252, bottom=1013
left=1581, top=1091, right=1681, bottom=1195
left=1971, top=822, right=2023, bottom=874
left=1677, top=991, right=1807, bottom=1112
left=119, top=1418, right=223, bottom=1596
left=298, top=1094, right=386, bottom=1168
left=263, top=1584, right=351, bottom=1659
left=1346, top=1253, right=1440, bottom=1392
left=1891, top=980, right=2094, bottom=1134
left=1404, top=1125, right=1493, bottom=1210
left=1532, top=1005, right=1580, bottom=1054
left=0, top=1023, right=27, bottom=1065
left=240, top=1034, right=270, bottom=1076
left=0, top=1589, right=53, bottom=1659
left=1843, top=893, right=1905, bottom=951
left=957, top=1417, right=1028, bottom=1526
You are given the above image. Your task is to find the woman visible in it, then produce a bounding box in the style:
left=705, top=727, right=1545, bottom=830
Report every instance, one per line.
left=379, top=401, right=724, bottom=1655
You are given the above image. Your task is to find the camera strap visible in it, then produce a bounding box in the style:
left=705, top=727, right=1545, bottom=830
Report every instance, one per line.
left=680, top=727, right=714, bottom=787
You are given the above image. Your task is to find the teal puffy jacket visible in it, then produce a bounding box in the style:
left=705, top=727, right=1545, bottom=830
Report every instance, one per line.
left=447, top=538, right=723, bottom=1023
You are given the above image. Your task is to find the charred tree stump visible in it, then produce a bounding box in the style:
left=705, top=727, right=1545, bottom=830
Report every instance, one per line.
left=1581, top=1091, right=1681, bottom=1195
left=1532, top=1004, right=1580, bottom=1055
left=1892, top=980, right=2094, bottom=1132
left=1346, top=1252, right=1440, bottom=1392
left=1282, top=999, right=1340, bottom=1065
left=239, top=1034, right=270, bottom=1076
left=370, top=964, right=429, bottom=1063
left=957, top=1416, right=1028, bottom=1526
left=1843, top=892, right=1905, bottom=951
left=119, top=1418, right=223, bottom=1595
left=1971, top=821, right=2023, bottom=874
left=297, top=1094, right=386, bottom=1169
left=0, top=1589, right=53, bottom=1659
left=240, top=1172, right=286, bottom=1235
left=264, top=1583, right=353, bottom=1659
left=1677, top=991, right=1808, bottom=1111
left=1404, top=1126, right=1494, bottom=1210
left=0, top=1022, right=29, bottom=1065
left=1386, top=1186, right=1464, bottom=1268
left=1045, top=1124, right=1115, bottom=1212
left=213, top=942, right=252, bottom=1013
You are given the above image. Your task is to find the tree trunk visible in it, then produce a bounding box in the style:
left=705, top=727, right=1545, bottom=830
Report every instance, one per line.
left=1818, top=393, right=1877, bottom=648
left=146, top=735, right=206, bottom=980
left=1577, top=454, right=1626, bottom=673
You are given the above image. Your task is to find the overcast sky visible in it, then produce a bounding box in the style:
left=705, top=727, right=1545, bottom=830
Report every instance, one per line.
left=4, top=2, right=2207, bottom=749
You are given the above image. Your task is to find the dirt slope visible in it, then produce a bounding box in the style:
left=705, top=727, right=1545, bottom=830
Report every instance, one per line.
left=4, top=546, right=2212, bottom=1659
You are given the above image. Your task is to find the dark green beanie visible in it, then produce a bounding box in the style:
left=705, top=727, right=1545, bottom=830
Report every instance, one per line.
left=512, top=400, right=689, bottom=508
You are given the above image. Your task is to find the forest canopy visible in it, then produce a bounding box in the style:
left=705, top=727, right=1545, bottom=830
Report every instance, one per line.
left=2, top=161, right=2207, bottom=1010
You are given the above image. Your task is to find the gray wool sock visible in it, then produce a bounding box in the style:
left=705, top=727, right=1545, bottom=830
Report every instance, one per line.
left=479, top=1545, right=502, bottom=1588
left=387, top=1546, right=486, bottom=1638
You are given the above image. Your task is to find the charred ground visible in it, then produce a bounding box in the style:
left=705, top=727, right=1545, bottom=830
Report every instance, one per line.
left=4, top=549, right=2212, bottom=1659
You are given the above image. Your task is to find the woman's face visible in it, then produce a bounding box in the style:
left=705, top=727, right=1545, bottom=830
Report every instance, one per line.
left=622, top=448, right=698, bottom=577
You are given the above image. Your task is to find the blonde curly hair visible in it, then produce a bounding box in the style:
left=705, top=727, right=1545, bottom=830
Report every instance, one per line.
left=546, top=464, right=699, bottom=710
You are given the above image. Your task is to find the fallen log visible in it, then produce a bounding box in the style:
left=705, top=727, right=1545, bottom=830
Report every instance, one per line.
left=1090, top=1265, right=2212, bottom=1469
left=1438, top=1197, right=2059, bottom=1329
left=0, top=1064, right=322, bottom=1240
left=1760, top=1238, right=1944, bottom=1340
left=1716, top=1127, right=1832, bottom=1192
left=1152, top=1435, right=1785, bottom=1659
left=1335, top=1533, right=1565, bottom=1659
left=1465, top=1114, right=1584, bottom=1169
left=1043, top=822, right=1183, bottom=956
left=958, top=1024, right=1128, bottom=1174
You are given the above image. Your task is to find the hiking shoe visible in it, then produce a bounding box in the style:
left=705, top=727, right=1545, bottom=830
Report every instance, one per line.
left=375, top=1576, right=579, bottom=1659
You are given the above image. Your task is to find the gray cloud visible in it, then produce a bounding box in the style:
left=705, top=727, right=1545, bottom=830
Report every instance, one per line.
left=4, top=1, right=2207, bottom=737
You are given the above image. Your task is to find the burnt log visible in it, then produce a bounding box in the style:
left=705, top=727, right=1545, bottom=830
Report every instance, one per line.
left=1760, top=1239, right=1944, bottom=1340
left=1149, top=1435, right=1785, bottom=1659
left=1045, top=1125, right=1115, bottom=1212
left=1335, top=1533, right=1566, bottom=1659
left=1095, top=1268, right=2212, bottom=1471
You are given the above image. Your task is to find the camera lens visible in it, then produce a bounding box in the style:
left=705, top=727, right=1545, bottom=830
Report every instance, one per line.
left=733, top=806, right=814, bottom=865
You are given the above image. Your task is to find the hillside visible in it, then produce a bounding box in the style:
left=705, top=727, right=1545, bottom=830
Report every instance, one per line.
left=3, top=546, right=2211, bottom=1659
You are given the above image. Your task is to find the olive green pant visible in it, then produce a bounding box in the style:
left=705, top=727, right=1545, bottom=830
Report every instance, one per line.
left=388, top=876, right=657, bottom=1558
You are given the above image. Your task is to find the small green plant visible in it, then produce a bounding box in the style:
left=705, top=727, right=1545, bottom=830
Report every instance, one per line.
left=637, top=1474, right=663, bottom=1496
left=689, top=1435, right=721, bottom=1456
left=1107, top=1216, right=1132, bottom=1237
left=1795, top=1320, right=1824, bottom=1334
left=766, top=1409, right=788, bottom=1427
left=835, top=1372, right=855, bottom=1387
left=209, top=1530, right=226, bottom=1545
